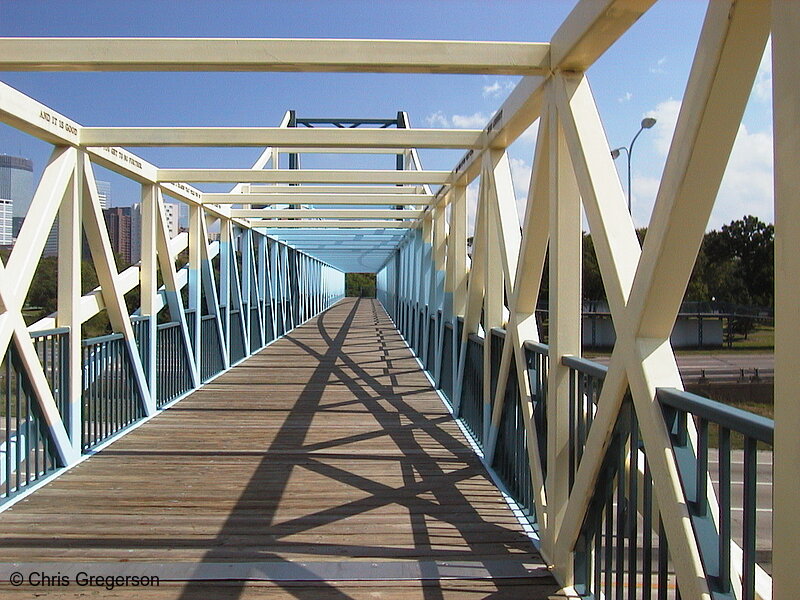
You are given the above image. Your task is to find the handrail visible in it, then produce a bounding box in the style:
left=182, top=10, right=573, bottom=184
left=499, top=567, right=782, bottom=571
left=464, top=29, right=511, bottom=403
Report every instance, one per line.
left=657, top=387, right=774, bottom=444
left=561, top=354, right=608, bottom=380
left=29, top=326, right=70, bottom=338
left=81, top=332, right=124, bottom=346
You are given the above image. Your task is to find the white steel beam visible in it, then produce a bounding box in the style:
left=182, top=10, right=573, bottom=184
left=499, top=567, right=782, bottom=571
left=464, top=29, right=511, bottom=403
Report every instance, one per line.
left=157, top=169, right=450, bottom=184
left=550, top=0, right=657, bottom=71
left=252, top=220, right=414, bottom=228
left=203, top=193, right=431, bottom=205
left=248, top=185, right=422, bottom=194
left=79, top=127, right=483, bottom=149
left=0, top=38, right=550, bottom=75
left=231, top=209, right=423, bottom=219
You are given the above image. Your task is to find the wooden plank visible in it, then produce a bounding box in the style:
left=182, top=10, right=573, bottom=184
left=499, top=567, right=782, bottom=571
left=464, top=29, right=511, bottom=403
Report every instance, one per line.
left=0, top=38, right=550, bottom=75
left=0, top=299, right=556, bottom=599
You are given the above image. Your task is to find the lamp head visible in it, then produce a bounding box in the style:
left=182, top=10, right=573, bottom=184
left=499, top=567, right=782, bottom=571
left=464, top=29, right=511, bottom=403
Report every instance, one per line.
left=641, top=117, right=657, bottom=129
left=611, top=148, right=621, bottom=159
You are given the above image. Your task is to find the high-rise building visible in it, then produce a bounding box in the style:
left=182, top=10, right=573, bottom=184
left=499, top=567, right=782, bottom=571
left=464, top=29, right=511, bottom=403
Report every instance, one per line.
left=129, top=201, right=179, bottom=263
left=0, top=199, right=11, bottom=247
left=42, top=179, right=113, bottom=257
left=96, top=180, right=111, bottom=209
left=164, top=202, right=179, bottom=239
left=0, top=154, right=34, bottom=245
left=103, top=206, right=132, bottom=266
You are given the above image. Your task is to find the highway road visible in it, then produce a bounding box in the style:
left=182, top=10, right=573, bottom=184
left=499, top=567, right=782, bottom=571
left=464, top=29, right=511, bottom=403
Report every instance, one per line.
left=589, top=353, right=774, bottom=384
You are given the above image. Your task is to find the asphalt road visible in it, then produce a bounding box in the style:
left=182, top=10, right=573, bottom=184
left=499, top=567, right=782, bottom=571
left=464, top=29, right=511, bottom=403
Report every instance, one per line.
left=590, top=353, right=774, bottom=384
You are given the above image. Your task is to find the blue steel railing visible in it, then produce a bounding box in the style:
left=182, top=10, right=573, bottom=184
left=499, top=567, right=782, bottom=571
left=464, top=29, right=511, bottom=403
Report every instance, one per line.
left=2, top=332, right=64, bottom=501
left=460, top=333, right=484, bottom=445
left=131, top=315, right=150, bottom=385
left=81, top=333, right=144, bottom=451
left=249, top=304, right=262, bottom=352
left=156, top=321, right=193, bottom=407
left=200, top=315, right=225, bottom=383
left=658, top=388, right=773, bottom=600
left=389, top=300, right=773, bottom=600
left=489, top=328, right=536, bottom=523
left=229, top=308, right=246, bottom=364
left=563, top=355, right=606, bottom=491
left=439, top=321, right=455, bottom=402
left=32, top=327, right=70, bottom=427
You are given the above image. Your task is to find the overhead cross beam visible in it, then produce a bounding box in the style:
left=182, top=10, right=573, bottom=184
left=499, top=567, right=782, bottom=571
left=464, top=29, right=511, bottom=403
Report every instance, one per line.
left=157, top=169, right=450, bottom=184
left=80, top=127, right=483, bottom=149
left=203, top=193, right=431, bottom=205
left=0, top=38, right=550, bottom=75
left=231, top=209, right=423, bottom=219
left=251, top=219, right=415, bottom=228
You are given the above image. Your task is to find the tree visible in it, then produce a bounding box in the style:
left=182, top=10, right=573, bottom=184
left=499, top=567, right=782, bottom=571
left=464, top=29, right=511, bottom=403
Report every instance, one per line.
left=345, top=273, right=376, bottom=297
left=687, top=215, right=774, bottom=308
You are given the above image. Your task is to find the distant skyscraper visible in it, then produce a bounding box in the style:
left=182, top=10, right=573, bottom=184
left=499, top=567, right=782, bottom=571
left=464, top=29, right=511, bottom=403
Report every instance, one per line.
left=103, top=206, right=132, bottom=266
left=96, top=180, right=111, bottom=209
left=0, top=199, right=11, bottom=246
left=163, top=202, right=179, bottom=239
left=0, top=154, right=34, bottom=244
left=129, top=201, right=179, bottom=263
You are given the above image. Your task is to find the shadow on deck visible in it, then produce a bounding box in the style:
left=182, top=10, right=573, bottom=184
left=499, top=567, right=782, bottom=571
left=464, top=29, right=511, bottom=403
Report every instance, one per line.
left=0, top=298, right=558, bottom=599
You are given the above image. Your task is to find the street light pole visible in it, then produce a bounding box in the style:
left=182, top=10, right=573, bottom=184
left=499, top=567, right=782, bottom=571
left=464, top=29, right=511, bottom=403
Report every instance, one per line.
left=612, top=117, right=656, bottom=214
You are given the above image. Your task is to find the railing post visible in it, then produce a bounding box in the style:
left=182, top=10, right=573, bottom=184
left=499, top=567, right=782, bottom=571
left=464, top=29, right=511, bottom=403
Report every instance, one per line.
left=187, top=204, right=203, bottom=371
left=448, top=184, right=468, bottom=396
left=431, top=202, right=446, bottom=383
left=772, top=2, right=800, bottom=596
left=420, top=212, right=433, bottom=366
left=140, top=184, right=159, bottom=411
left=545, top=91, right=582, bottom=580
left=241, top=227, right=253, bottom=356
left=57, top=148, right=82, bottom=456
left=219, top=220, right=232, bottom=367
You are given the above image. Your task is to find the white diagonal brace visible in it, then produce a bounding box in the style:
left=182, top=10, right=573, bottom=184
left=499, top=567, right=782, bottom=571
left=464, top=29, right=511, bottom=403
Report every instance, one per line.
left=82, top=160, right=153, bottom=415
left=154, top=190, right=200, bottom=388
left=481, top=150, right=522, bottom=464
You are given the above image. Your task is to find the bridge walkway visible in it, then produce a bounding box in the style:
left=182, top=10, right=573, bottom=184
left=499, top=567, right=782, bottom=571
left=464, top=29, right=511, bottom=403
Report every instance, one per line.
left=0, top=298, right=557, bottom=599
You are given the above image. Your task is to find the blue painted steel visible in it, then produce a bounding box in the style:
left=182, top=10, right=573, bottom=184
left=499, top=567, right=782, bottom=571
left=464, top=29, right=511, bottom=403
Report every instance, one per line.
left=155, top=321, right=194, bottom=408
left=81, top=333, right=145, bottom=451
left=1, top=341, right=61, bottom=501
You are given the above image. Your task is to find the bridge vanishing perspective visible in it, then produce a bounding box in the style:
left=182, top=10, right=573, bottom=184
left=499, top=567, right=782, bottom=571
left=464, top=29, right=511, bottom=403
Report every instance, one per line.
left=0, top=1, right=796, bottom=599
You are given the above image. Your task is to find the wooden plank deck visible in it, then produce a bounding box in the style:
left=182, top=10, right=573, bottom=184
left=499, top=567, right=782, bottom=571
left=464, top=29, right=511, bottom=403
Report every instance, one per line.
left=0, top=298, right=558, bottom=599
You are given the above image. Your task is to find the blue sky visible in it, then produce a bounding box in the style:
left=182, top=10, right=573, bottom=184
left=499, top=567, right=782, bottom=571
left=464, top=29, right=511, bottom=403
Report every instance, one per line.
left=0, top=0, right=774, bottom=232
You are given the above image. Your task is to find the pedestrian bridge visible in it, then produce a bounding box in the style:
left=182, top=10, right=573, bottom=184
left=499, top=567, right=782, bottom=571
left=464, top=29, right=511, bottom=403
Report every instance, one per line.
left=0, top=2, right=796, bottom=598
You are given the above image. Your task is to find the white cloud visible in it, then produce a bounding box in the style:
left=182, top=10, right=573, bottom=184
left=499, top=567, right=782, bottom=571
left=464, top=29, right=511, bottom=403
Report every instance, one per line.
left=509, top=157, right=532, bottom=221
left=466, top=180, right=479, bottom=237
left=711, top=123, right=773, bottom=228
left=753, top=37, right=772, bottom=102
left=482, top=81, right=502, bottom=98
left=482, top=79, right=515, bottom=99
left=517, top=119, right=539, bottom=145
left=645, top=97, right=682, bottom=157
left=425, top=111, right=450, bottom=128
left=649, top=56, right=667, bottom=74
left=424, top=111, right=488, bottom=129
left=635, top=97, right=773, bottom=230
left=618, top=91, right=633, bottom=103
left=452, top=112, right=489, bottom=129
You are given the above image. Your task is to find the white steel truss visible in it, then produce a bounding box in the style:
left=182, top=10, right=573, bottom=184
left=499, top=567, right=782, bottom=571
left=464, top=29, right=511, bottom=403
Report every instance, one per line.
left=0, top=2, right=796, bottom=598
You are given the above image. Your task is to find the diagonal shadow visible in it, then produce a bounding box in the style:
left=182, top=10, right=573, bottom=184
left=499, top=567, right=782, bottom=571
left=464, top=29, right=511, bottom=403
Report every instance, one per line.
left=171, top=298, right=542, bottom=600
